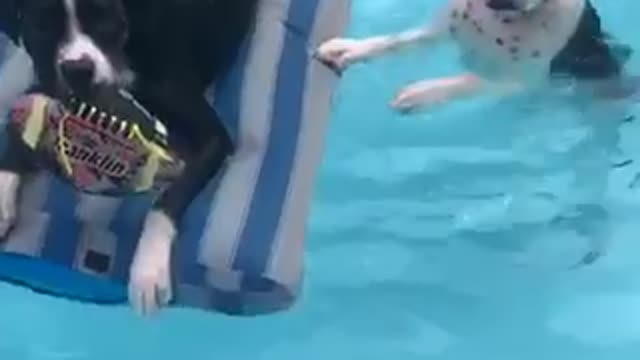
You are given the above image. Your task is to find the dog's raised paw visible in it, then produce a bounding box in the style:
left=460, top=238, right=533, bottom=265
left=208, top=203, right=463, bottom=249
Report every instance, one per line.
left=315, top=38, right=372, bottom=70
left=0, top=171, right=20, bottom=237
left=128, top=210, right=176, bottom=316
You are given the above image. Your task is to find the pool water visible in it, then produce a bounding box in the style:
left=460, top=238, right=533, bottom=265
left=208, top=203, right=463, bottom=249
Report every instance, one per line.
left=2, top=0, right=640, bottom=359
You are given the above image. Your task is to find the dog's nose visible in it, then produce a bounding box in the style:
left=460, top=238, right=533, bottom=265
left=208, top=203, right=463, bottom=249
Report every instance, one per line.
left=60, top=58, right=96, bottom=94
left=486, top=0, right=518, bottom=10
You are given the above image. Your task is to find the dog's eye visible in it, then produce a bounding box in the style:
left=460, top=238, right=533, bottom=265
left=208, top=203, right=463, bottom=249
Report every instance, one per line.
left=83, top=3, right=110, bottom=20
left=23, top=0, right=62, bottom=15
left=23, top=0, right=64, bottom=27
left=23, top=9, right=65, bottom=36
left=84, top=18, right=128, bottom=47
left=77, top=0, right=124, bottom=23
left=77, top=1, right=128, bottom=46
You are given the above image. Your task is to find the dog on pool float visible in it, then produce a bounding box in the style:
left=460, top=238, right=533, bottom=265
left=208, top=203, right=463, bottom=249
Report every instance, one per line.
left=0, top=0, right=259, bottom=315
left=317, top=0, right=636, bottom=111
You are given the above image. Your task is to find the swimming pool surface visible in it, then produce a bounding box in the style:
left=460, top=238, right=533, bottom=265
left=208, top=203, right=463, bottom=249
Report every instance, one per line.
left=1, top=0, right=640, bottom=359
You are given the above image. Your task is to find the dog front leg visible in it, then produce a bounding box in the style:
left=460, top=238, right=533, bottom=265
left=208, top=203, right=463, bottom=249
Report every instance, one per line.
left=316, top=24, right=448, bottom=71
left=391, top=73, right=524, bottom=112
left=315, top=2, right=458, bottom=71
left=0, top=123, right=37, bottom=237
left=390, top=73, right=485, bottom=112
left=0, top=170, right=20, bottom=237
left=128, top=86, right=232, bottom=316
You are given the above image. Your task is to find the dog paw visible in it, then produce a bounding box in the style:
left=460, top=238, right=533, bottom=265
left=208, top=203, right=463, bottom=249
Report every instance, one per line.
left=0, top=171, right=20, bottom=237
left=391, top=81, right=450, bottom=113
left=391, top=75, right=487, bottom=113
left=128, top=210, right=176, bottom=316
left=315, top=38, right=372, bottom=70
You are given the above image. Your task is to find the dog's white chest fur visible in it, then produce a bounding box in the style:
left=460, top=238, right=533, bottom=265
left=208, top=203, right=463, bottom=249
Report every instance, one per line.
left=444, top=0, right=585, bottom=81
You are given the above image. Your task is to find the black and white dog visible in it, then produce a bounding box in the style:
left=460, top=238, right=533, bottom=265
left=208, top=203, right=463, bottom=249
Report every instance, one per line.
left=0, top=0, right=259, bottom=315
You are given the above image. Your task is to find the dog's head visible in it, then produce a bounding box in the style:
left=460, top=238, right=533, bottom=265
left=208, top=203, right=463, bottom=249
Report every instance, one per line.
left=0, top=0, right=133, bottom=98
left=485, top=0, right=546, bottom=12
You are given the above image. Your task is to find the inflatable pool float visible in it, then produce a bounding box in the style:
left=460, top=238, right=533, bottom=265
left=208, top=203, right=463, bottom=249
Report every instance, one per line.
left=0, top=0, right=350, bottom=316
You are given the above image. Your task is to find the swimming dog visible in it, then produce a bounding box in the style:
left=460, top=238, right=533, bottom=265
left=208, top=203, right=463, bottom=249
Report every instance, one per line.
left=316, top=0, right=635, bottom=111
left=0, top=0, right=259, bottom=315
left=317, top=0, right=637, bottom=266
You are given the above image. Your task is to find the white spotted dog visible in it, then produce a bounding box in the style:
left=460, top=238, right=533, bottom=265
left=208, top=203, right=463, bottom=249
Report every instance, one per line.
left=316, top=0, right=636, bottom=112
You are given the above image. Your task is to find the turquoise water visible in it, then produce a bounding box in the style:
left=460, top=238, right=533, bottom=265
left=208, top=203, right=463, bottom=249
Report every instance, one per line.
left=2, top=0, right=640, bottom=359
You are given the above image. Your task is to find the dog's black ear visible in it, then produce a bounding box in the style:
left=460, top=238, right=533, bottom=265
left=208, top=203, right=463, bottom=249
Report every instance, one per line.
left=0, top=0, right=23, bottom=44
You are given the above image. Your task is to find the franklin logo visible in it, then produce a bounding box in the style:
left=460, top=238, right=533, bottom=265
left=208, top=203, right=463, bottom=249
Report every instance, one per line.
left=58, top=139, right=130, bottom=178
